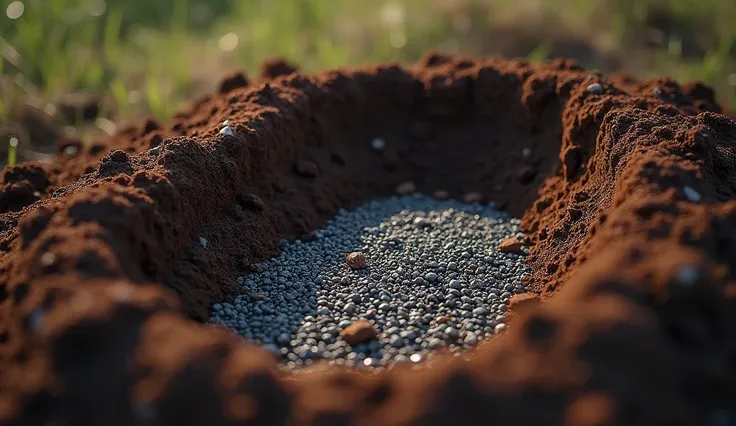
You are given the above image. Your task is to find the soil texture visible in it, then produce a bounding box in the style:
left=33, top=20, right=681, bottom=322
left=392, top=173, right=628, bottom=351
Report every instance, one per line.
left=0, top=53, right=735, bottom=425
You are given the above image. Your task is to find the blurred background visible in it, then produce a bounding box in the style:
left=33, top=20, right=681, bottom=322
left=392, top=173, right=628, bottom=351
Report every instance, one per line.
left=0, top=0, right=735, bottom=163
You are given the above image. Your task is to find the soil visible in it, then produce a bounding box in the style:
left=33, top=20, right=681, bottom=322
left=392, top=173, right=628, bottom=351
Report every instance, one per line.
left=0, top=53, right=735, bottom=425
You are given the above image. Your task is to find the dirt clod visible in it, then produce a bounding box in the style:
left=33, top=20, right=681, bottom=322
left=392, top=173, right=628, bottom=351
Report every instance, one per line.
left=346, top=252, right=367, bottom=270
left=499, top=237, right=523, bottom=253
left=340, top=320, right=378, bottom=345
left=507, top=293, right=541, bottom=315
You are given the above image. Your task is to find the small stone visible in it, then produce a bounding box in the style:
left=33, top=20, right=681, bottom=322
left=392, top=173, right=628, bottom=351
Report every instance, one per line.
left=425, top=272, right=438, bottom=282
left=586, top=83, right=603, bottom=94
left=472, top=307, right=488, bottom=316
left=436, top=315, right=451, bottom=324
left=219, top=126, right=234, bottom=136
left=63, top=145, right=79, bottom=156
left=394, top=354, right=409, bottom=363
left=40, top=252, right=56, bottom=267
left=410, top=353, right=423, bottom=363
left=346, top=252, right=367, bottom=269
left=396, top=181, right=416, bottom=195
left=428, top=338, right=444, bottom=349
left=683, top=186, right=701, bottom=202
left=499, top=237, right=522, bottom=253
left=413, top=217, right=431, bottom=228
left=295, top=160, right=319, bottom=178
left=340, top=320, right=378, bottom=345
left=494, top=323, right=507, bottom=333
left=463, top=192, right=484, bottom=204
left=522, top=147, right=532, bottom=159
left=433, top=190, right=450, bottom=200
left=199, top=237, right=208, bottom=249
left=444, top=327, right=459, bottom=339
left=370, top=138, right=386, bottom=150
left=464, top=332, right=477, bottom=345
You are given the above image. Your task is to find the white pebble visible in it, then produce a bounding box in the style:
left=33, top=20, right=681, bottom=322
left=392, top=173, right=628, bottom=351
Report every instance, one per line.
left=494, top=323, right=506, bottom=334
left=40, top=252, right=56, bottom=267
left=199, top=237, right=208, bottom=249
left=63, top=145, right=79, bottom=156
left=370, top=137, right=386, bottom=150
left=219, top=126, right=234, bottom=136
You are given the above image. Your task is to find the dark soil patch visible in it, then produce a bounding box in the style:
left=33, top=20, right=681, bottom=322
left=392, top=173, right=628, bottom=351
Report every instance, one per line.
left=0, top=53, right=734, bottom=425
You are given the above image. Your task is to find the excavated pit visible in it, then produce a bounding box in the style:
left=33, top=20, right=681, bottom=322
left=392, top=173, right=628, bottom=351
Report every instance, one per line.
left=0, top=54, right=735, bottom=425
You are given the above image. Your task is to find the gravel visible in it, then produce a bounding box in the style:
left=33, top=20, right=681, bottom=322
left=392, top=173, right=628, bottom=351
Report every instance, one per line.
left=209, top=194, right=529, bottom=368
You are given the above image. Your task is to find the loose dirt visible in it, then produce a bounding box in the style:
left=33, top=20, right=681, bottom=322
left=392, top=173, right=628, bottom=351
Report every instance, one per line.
left=0, top=53, right=734, bottom=425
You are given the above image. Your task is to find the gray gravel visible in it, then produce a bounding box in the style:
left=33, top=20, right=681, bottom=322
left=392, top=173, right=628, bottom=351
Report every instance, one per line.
left=209, top=194, right=529, bottom=368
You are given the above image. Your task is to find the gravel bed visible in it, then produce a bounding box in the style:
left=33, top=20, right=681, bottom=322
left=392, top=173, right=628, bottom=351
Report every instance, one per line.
left=209, top=194, right=529, bottom=368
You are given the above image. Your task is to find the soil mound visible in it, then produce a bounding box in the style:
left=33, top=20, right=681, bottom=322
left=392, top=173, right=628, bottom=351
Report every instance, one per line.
left=0, top=53, right=734, bottom=425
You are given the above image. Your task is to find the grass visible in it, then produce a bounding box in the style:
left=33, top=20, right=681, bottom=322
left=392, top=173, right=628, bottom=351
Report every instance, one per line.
left=0, top=0, right=734, bottom=154
left=7, top=137, right=17, bottom=165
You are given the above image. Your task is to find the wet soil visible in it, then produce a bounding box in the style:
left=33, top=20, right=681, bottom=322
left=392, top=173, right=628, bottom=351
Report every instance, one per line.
left=0, top=53, right=734, bottom=425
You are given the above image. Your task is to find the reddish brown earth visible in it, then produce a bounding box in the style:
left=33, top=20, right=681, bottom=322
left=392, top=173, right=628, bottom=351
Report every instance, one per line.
left=0, top=53, right=735, bottom=425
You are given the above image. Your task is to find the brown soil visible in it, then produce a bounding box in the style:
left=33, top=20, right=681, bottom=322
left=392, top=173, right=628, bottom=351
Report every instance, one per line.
left=1, top=53, right=735, bottom=425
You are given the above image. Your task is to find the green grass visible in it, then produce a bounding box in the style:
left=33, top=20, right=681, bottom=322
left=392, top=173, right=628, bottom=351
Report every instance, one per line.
left=7, top=136, right=17, bottom=165
left=0, top=0, right=734, bottom=149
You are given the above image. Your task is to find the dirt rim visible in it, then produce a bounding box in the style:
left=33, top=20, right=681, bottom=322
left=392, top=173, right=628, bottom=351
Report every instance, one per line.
left=0, top=53, right=735, bottom=425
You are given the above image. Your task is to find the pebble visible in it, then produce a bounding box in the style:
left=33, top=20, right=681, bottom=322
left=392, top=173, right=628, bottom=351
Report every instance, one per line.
left=371, top=138, right=386, bottom=150
left=683, top=186, right=701, bottom=203
left=346, top=252, right=367, bottom=269
left=209, top=195, right=529, bottom=368
left=219, top=126, right=234, bottom=136
left=40, top=252, right=56, bottom=267
left=586, top=83, right=604, bottom=94
left=340, top=320, right=378, bottom=345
